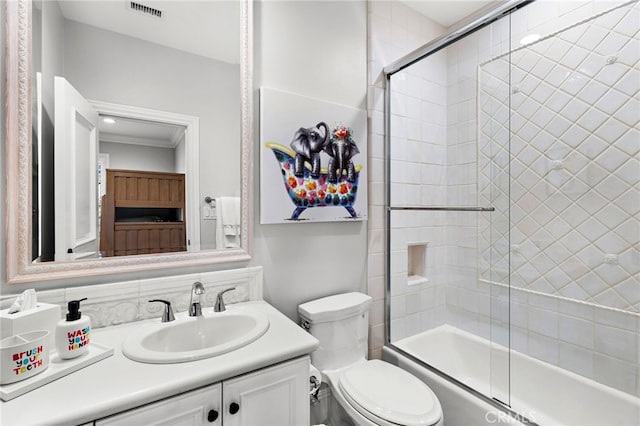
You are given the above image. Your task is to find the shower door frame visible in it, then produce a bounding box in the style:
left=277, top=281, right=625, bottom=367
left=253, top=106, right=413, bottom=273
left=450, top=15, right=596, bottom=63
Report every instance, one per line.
left=383, top=0, right=535, bottom=423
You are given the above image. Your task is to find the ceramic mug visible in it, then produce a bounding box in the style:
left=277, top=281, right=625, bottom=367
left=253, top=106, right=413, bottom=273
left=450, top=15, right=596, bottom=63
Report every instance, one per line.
left=0, top=330, right=50, bottom=385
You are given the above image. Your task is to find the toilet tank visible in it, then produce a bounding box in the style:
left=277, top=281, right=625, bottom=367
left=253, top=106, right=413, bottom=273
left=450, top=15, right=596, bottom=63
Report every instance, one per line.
left=298, top=292, right=372, bottom=372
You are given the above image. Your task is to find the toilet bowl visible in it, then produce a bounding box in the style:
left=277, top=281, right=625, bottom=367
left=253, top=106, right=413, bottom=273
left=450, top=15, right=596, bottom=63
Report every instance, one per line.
left=325, top=360, right=443, bottom=426
left=299, top=292, right=443, bottom=426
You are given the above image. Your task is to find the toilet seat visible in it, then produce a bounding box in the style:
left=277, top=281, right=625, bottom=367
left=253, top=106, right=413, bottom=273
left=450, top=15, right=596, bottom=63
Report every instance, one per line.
left=338, top=359, right=442, bottom=426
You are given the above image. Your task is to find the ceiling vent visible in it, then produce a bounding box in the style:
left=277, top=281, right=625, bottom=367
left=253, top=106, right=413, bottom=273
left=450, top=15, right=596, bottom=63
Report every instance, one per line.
left=129, top=2, right=162, bottom=18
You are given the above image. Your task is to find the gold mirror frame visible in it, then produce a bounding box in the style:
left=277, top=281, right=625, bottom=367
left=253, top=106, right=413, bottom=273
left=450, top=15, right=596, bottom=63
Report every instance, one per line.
left=4, top=0, right=253, bottom=284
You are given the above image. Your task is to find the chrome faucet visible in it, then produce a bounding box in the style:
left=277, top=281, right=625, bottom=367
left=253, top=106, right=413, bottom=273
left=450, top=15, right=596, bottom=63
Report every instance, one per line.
left=189, top=282, right=205, bottom=317
left=214, top=287, right=236, bottom=312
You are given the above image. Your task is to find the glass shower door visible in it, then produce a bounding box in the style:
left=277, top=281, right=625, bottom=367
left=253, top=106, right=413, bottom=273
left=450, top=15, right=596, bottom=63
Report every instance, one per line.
left=478, top=30, right=513, bottom=407
left=386, top=12, right=513, bottom=407
left=503, top=1, right=640, bottom=423
left=387, top=2, right=639, bottom=423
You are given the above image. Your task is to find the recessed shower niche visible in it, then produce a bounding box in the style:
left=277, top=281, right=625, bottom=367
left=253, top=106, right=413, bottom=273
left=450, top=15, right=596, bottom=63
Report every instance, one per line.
left=407, top=242, right=428, bottom=286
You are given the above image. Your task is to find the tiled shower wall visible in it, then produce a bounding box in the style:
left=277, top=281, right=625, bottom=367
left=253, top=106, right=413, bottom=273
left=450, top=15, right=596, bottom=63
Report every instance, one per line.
left=474, top=0, right=640, bottom=395
left=384, top=9, right=510, bottom=343
left=479, top=1, right=639, bottom=313
left=381, top=0, right=639, bottom=397
left=387, top=44, right=452, bottom=339
left=366, top=1, right=446, bottom=358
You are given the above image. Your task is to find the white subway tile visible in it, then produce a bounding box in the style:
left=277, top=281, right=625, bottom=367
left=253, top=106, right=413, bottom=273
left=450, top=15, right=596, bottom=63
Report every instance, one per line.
left=593, top=353, right=637, bottom=395
left=558, top=341, right=594, bottom=378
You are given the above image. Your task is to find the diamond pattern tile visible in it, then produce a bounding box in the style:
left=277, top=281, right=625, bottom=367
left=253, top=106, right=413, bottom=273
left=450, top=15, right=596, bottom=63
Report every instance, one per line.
left=479, top=2, right=639, bottom=312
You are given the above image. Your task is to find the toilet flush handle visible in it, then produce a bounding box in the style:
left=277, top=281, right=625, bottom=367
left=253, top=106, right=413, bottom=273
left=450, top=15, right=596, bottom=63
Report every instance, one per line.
left=300, top=319, right=311, bottom=331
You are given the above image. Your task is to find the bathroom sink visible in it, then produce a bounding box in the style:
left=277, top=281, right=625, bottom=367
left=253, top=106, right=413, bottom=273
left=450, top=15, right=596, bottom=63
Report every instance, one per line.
left=122, top=309, right=269, bottom=364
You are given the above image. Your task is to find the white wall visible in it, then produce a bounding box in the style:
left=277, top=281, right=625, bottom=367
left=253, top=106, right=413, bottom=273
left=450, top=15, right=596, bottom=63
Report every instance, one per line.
left=174, top=132, right=186, bottom=174
left=251, top=0, right=368, bottom=320
left=100, top=141, right=176, bottom=173
left=0, top=0, right=5, bottom=289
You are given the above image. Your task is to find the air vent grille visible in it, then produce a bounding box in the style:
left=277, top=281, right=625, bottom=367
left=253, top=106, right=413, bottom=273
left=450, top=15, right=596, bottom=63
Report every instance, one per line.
left=129, top=2, right=162, bottom=18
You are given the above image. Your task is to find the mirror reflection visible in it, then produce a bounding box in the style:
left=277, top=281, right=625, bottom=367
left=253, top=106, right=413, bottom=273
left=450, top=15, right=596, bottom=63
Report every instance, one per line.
left=32, top=0, right=242, bottom=262
left=97, top=116, right=189, bottom=259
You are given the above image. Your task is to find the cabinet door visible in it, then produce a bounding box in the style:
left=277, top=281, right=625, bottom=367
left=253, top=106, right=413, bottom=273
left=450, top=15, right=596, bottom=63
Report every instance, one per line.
left=96, top=383, right=222, bottom=426
left=223, top=357, right=309, bottom=426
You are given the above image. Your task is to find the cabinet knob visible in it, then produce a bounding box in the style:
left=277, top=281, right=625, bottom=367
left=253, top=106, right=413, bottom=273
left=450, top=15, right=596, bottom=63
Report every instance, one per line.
left=207, top=409, right=219, bottom=422
left=229, top=402, right=240, bottom=415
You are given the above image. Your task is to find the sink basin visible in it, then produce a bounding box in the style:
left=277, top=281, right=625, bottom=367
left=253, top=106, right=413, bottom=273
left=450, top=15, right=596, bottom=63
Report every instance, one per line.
left=122, top=309, right=269, bottom=364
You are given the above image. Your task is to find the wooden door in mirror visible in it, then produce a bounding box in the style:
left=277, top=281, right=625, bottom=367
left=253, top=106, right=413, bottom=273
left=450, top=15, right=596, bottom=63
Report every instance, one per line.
left=100, top=169, right=186, bottom=257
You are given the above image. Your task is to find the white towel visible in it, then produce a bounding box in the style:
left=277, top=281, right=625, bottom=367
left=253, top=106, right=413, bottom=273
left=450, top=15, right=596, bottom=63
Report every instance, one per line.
left=215, top=197, right=240, bottom=249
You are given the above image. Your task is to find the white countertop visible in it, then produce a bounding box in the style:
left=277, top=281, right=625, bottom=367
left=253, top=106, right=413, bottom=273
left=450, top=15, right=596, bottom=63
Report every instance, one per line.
left=0, top=301, right=319, bottom=426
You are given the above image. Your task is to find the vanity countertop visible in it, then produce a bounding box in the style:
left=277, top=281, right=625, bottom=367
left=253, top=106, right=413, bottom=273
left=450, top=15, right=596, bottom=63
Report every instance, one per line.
left=0, top=300, right=319, bottom=426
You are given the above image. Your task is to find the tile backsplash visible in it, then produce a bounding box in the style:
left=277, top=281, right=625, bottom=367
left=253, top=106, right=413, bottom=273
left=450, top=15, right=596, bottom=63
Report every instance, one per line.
left=0, top=267, right=263, bottom=329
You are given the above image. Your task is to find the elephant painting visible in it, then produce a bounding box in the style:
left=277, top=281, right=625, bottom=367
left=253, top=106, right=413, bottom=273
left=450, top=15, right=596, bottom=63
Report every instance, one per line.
left=325, top=126, right=360, bottom=183
left=265, top=142, right=362, bottom=220
left=289, top=122, right=330, bottom=179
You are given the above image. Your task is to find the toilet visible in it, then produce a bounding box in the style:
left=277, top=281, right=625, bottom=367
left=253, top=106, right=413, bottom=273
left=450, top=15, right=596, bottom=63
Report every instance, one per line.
left=299, top=292, right=443, bottom=426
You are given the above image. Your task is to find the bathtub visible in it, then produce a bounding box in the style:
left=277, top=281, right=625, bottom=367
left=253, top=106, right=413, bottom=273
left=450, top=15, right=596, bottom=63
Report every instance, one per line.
left=383, top=325, right=640, bottom=426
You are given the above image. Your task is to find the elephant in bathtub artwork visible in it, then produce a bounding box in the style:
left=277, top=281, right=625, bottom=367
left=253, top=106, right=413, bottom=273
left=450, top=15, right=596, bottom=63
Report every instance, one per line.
left=265, top=123, right=363, bottom=221
left=324, top=126, right=360, bottom=183
left=290, top=122, right=330, bottom=179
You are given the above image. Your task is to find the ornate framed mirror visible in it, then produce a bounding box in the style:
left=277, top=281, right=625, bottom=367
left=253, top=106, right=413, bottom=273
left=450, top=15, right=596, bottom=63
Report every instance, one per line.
left=5, top=0, right=253, bottom=284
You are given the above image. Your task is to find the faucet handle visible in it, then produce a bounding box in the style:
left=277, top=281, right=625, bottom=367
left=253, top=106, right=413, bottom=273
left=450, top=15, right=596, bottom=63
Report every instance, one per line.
left=149, top=299, right=175, bottom=322
left=214, top=287, right=236, bottom=312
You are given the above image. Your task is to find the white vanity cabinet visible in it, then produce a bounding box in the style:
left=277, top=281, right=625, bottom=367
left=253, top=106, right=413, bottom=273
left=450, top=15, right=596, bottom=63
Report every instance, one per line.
left=0, top=301, right=319, bottom=426
left=94, top=357, right=309, bottom=426
left=223, top=356, right=309, bottom=426
left=95, top=383, right=222, bottom=426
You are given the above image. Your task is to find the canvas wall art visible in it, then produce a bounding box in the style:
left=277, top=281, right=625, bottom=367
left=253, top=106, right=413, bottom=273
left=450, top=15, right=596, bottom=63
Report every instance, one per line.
left=260, top=88, right=367, bottom=224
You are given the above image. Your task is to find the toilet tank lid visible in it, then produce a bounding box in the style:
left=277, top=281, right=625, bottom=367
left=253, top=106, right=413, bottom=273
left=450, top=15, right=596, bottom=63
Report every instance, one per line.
left=298, top=292, right=372, bottom=324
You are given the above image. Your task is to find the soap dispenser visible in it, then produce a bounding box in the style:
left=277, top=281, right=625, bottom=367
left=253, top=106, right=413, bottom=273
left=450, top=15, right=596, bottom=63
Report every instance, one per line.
left=55, top=298, right=91, bottom=359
